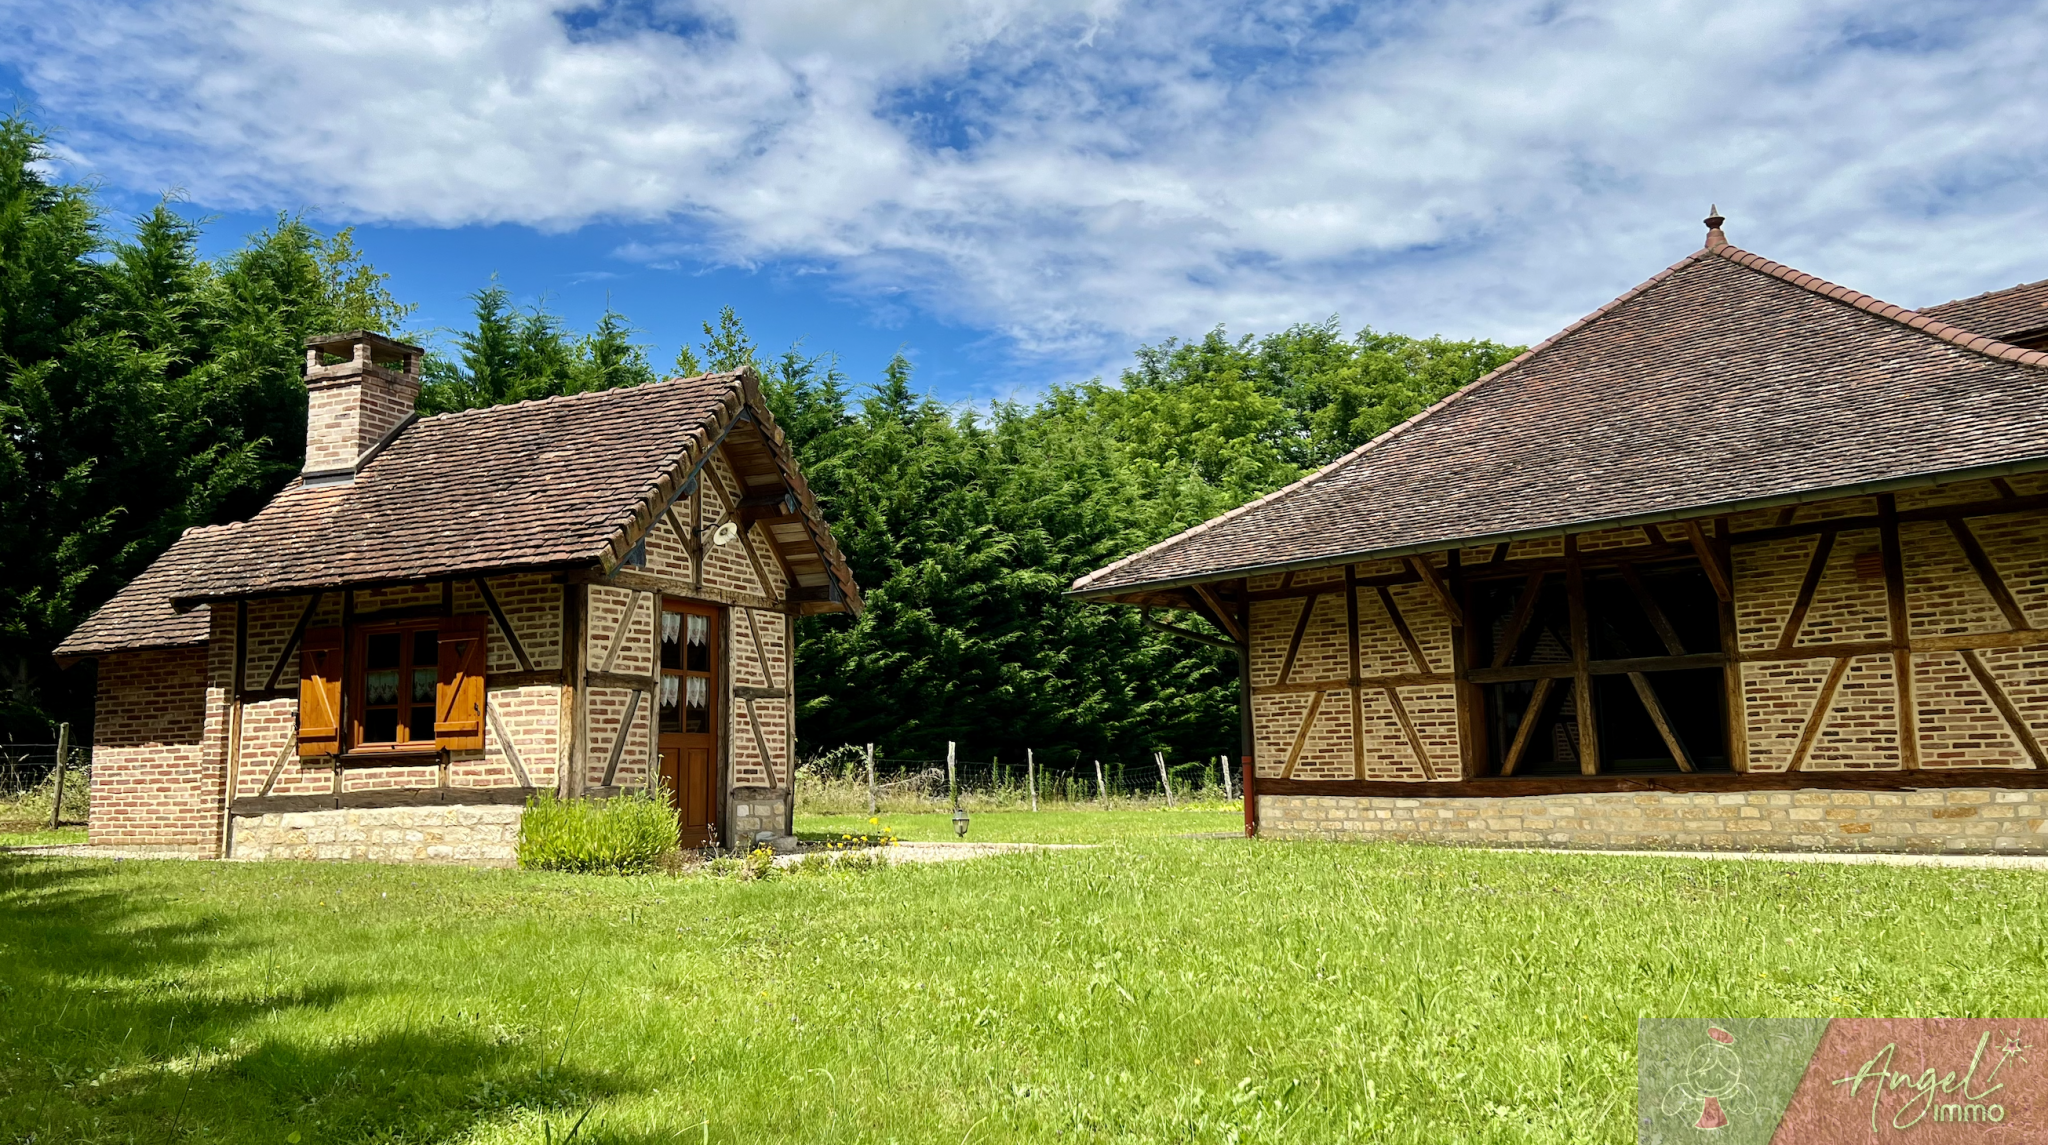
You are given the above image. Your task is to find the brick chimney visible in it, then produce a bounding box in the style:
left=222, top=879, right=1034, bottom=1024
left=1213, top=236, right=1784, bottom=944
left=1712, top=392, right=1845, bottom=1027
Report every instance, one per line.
left=302, top=331, right=423, bottom=485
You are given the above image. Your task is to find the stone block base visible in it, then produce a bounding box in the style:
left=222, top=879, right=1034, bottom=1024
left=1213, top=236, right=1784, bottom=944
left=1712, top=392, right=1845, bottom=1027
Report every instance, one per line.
left=730, top=787, right=788, bottom=845
left=230, top=804, right=522, bottom=865
left=1257, top=787, right=2048, bottom=854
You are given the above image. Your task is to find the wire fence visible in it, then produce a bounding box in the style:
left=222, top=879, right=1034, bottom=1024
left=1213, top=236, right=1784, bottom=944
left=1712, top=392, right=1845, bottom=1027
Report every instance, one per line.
left=0, top=740, right=91, bottom=828
left=0, top=743, right=67, bottom=796
left=794, top=743, right=1239, bottom=814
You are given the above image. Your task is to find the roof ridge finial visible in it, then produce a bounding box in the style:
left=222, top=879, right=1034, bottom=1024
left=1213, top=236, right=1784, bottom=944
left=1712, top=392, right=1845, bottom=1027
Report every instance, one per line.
left=1704, top=204, right=1728, bottom=250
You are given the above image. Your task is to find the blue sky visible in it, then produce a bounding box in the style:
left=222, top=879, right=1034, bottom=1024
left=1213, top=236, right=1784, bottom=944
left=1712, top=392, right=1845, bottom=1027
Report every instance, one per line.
left=4, top=1, right=2047, bottom=404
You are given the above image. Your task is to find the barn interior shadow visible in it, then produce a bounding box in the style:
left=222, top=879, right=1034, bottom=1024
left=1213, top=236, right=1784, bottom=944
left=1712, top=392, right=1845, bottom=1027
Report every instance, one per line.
left=0, top=857, right=624, bottom=1143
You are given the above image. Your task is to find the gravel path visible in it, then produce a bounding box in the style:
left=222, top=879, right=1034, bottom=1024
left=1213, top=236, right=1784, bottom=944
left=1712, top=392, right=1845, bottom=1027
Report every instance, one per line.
left=787, top=840, right=1095, bottom=867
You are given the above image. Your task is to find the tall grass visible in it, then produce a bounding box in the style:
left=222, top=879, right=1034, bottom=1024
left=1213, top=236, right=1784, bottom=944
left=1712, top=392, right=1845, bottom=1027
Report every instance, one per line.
left=516, top=788, right=680, bottom=873
left=0, top=764, right=90, bottom=846
left=794, top=751, right=1241, bottom=815
left=6, top=840, right=2043, bottom=1142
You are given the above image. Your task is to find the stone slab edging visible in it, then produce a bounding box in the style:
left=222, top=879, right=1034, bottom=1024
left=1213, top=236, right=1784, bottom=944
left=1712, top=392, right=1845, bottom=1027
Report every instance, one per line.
left=1530, top=847, right=2048, bottom=871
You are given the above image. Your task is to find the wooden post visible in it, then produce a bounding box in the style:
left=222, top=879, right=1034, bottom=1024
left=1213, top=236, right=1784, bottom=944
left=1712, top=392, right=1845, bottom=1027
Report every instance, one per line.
left=865, top=743, right=876, bottom=815
left=221, top=598, right=248, bottom=858
left=947, top=741, right=957, bottom=809
left=1236, top=582, right=1256, bottom=836
left=561, top=582, right=585, bottom=798
left=1221, top=754, right=1234, bottom=799
left=1093, top=759, right=1106, bottom=805
left=1564, top=536, right=1599, bottom=775
left=1027, top=748, right=1038, bottom=812
left=1154, top=750, right=1175, bottom=808
left=1242, top=754, right=1256, bottom=836
left=1879, top=496, right=1919, bottom=770
left=49, top=722, right=69, bottom=830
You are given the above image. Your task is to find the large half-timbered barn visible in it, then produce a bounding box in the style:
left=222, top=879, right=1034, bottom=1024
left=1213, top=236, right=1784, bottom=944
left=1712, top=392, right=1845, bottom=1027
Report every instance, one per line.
left=1072, top=214, right=2048, bottom=853
left=55, top=331, right=859, bottom=861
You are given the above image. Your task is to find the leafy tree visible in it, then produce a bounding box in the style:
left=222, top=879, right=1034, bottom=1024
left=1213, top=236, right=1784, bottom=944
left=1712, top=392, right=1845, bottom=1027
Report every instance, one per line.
left=0, top=114, right=408, bottom=738
left=419, top=287, right=658, bottom=414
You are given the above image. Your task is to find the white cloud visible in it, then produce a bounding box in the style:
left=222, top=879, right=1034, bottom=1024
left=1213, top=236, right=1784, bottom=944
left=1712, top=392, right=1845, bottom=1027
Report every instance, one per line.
left=6, top=0, right=2046, bottom=367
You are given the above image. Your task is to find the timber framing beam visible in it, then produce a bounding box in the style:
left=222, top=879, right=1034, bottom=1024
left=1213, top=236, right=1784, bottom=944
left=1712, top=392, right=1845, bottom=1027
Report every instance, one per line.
left=1405, top=557, right=1463, bottom=625
left=1878, top=495, right=1919, bottom=770
left=1256, top=673, right=1452, bottom=695
left=231, top=786, right=537, bottom=815
left=1192, top=582, right=1248, bottom=644
left=473, top=577, right=535, bottom=673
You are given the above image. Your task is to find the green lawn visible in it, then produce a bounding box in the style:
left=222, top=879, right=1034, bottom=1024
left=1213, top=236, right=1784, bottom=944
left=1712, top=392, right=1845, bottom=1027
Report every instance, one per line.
left=4, top=838, right=2044, bottom=1144
left=798, top=806, right=1243, bottom=844
left=0, top=822, right=84, bottom=848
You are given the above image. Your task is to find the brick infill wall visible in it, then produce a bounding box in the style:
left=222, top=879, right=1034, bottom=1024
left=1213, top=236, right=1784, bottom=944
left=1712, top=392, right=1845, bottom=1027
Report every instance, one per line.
left=1258, top=788, right=2048, bottom=854
left=231, top=805, right=522, bottom=865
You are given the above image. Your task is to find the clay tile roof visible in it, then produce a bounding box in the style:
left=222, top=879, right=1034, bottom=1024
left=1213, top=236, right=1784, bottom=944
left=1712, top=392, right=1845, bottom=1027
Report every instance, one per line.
left=52, top=525, right=233, bottom=657
left=58, top=371, right=861, bottom=654
left=1919, top=278, right=2048, bottom=343
left=1072, top=243, right=2048, bottom=598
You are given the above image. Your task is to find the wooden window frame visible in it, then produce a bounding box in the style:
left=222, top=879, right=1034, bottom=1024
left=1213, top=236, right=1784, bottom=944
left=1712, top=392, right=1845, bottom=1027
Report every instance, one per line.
left=659, top=599, right=719, bottom=738
left=343, top=617, right=445, bottom=764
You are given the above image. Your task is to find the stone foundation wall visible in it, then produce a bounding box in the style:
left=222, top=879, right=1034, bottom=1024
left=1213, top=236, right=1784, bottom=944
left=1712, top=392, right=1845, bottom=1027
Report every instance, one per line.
left=230, top=805, right=522, bottom=865
left=730, top=787, right=789, bottom=843
left=1257, top=787, right=2048, bottom=854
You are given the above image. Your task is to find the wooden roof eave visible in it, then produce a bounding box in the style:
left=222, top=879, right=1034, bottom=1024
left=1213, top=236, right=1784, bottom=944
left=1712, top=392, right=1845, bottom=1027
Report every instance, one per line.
left=597, top=370, right=864, bottom=616
left=1068, top=453, right=2048, bottom=604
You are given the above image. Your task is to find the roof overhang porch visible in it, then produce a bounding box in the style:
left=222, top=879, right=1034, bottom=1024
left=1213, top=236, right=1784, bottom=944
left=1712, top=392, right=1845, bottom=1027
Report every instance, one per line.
left=1068, top=454, right=2048, bottom=609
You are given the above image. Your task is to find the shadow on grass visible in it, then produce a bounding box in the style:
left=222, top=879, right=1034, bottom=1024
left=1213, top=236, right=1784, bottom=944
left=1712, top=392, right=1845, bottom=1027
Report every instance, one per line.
left=0, top=858, right=620, bottom=1143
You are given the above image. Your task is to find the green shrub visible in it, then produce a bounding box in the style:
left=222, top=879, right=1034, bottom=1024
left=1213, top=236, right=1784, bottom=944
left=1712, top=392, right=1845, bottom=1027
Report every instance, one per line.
left=517, top=789, right=679, bottom=875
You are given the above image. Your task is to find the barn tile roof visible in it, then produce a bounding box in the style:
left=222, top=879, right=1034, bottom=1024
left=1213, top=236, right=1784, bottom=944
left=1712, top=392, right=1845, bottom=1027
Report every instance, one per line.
left=52, top=526, right=227, bottom=657
left=1072, top=241, right=2048, bottom=598
left=58, top=371, right=861, bottom=655
left=1919, top=278, right=2048, bottom=343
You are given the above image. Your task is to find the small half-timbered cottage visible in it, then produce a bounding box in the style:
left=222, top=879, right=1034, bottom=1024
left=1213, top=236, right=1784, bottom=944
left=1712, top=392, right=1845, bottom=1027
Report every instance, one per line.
left=1072, top=213, right=2048, bottom=853
left=54, top=332, right=860, bottom=861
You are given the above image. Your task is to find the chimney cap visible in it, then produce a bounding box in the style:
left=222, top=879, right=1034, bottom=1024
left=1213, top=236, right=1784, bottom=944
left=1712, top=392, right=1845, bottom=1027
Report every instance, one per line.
left=304, top=329, right=425, bottom=357
left=1703, top=204, right=1727, bottom=249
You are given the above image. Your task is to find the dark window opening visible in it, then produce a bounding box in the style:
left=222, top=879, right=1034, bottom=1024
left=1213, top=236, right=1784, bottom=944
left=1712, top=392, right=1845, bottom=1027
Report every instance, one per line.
left=357, top=626, right=438, bottom=746
left=1473, top=554, right=1727, bottom=776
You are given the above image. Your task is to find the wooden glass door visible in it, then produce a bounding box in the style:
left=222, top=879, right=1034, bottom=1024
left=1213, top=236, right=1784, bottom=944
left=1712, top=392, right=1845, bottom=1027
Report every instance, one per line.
left=657, top=600, right=720, bottom=847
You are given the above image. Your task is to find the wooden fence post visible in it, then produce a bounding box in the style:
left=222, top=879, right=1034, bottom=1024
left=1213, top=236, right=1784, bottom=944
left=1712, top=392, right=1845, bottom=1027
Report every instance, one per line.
left=947, top=741, right=957, bottom=809
left=1093, top=759, right=1106, bottom=805
left=49, top=722, right=70, bottom=830
left=865, top=743, right=876, bottom=816
left=1221, top=754, right=1234, bottom=799
left=1154, top=750, right=1175, bottom=809
left=1027, top=748, right=1038, bottom=812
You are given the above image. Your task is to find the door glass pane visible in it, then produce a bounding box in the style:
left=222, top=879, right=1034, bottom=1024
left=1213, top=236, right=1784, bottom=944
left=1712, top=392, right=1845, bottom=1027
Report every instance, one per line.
left=686, top=615, right=710, bottom=672
left=659, top=674, right=681, bottom=732
left=661, top=611, right=683, bottom=669
left=685, top=675, right=709, bottom=733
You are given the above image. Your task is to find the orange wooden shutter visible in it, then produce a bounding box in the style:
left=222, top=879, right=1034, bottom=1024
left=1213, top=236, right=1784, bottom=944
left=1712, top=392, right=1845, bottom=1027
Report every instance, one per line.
left=435, top=615, right=489, bottom=751
left=298, top=626, right=344, bottom=757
